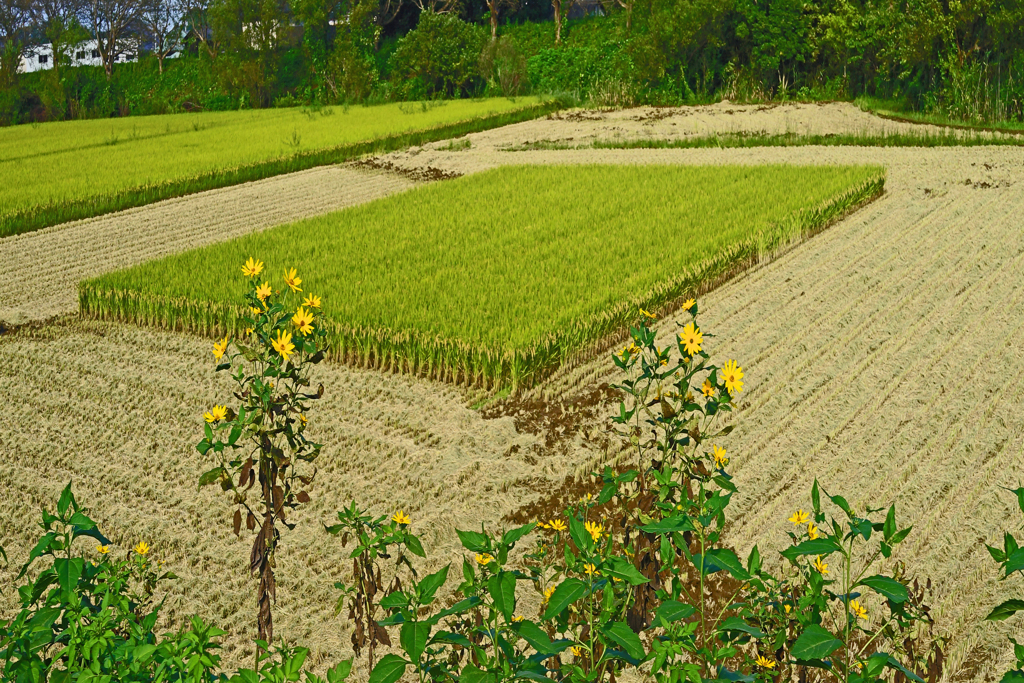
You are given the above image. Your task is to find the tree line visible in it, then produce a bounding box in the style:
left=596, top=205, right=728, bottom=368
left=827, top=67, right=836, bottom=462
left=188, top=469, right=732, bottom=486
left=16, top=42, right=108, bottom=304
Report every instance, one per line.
left=0, top=0, right=1023, bottom=123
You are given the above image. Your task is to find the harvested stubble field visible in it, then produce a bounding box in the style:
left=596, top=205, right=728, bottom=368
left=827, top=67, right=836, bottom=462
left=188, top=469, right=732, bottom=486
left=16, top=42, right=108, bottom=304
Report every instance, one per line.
left=2, top=103, right=1024, bottom=681
left=0, top=96, right=548, bottom=237
left=79, top=164, right=882, bottom=389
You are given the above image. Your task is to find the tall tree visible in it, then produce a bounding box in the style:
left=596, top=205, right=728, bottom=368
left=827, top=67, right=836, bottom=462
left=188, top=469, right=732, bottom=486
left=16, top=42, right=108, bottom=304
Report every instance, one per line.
left=182, top=0, right=218, bottom=56
left=88, top=0, right=143, bottom=78
left=551, top=0, right=574, bottom=44
left=483, top=0, right=516, bottom=40
left=0, top=0, right=31, bottom=87
left=140, top=0, right=183, bottom=72
left=30, top=0, right=88, bottom=79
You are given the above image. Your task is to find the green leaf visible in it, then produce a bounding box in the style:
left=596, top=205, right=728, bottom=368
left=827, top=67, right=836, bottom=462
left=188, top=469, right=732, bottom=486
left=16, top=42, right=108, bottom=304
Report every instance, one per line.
left=602, top=621, right=645, bottom=661
left=568, top=514, right=590, bottom=551
left=542, top=578, right=587, bottom=620
left=57, top=484, right=74, bottom=518
left=418, top=565, right=449, bottom=606
left=428, top=596, right=481, bottom=625
left=718, top=616, right=765, bottom=639
left=54, top=557, right=84, bottom=594
left=198, top=466, right=226, bottom=488
left=882, top=654, right=925, bottom=683
left=511, top=620, right=571, bottom=656
left=791, top=625, right=842, bottom=660
left=404, top=534, right=425, bottom=558
left=487, top=571, right=517, bottom=621
left=456, top=529, right=489, bottom=553
left=461, top=664, right=496, bottom=683
left=858, top=575, right=908, bottom=604
left=780, top=538, right=842, bottom=561
left=696, top=548, right=750, bottom=580
left=639, top=516, right=694, bottom=534
left=379, top=592, right=409, bottom=609
left=606, top=557, right=650, bottom=586
left=400, top=621, right=430, bottom=664
left=654, top=600, right=695, bottom=625
left=501, top=523, right=537, bottom=548
left=987, top=599, right=1024, bottom=621
left=883, top=506, right=896, bottom=541
left=369, top=655, right=406, bottom=683
left=1005, top=549, right=1024, bottom=577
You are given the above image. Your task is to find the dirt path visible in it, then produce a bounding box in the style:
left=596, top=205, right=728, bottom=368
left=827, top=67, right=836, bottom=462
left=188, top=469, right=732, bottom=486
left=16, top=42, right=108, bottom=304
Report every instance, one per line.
left=2, top=103, right=1024, bottom=679
left=0, top=166, right=416, bottom=325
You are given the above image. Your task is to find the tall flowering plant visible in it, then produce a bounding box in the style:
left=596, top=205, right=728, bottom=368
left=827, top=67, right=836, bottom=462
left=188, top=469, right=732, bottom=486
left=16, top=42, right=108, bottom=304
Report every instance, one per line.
left=196, top=258, right=329, bottom=648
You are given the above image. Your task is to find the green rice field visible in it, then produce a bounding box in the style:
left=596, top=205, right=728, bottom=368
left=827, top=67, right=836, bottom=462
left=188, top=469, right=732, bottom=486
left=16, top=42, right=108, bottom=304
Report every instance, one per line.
left=0, top=97, right=550, bottom=237
left=80, top=164, right=885, bottom=388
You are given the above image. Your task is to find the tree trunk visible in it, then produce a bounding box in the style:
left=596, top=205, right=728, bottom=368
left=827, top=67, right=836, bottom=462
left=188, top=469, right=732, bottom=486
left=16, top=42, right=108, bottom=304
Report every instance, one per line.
left=489, top=0, right=497, bottom=40
left=553, top=0, right=562, bottom=44
left=158, top=53, right=164, bottom=74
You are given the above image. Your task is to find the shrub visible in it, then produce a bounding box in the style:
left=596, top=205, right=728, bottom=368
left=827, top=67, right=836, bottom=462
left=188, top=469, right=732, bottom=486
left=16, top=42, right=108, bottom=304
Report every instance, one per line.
left=389, top=12, right=486, bottom=99
left=479, top=37, right=529, bottom=97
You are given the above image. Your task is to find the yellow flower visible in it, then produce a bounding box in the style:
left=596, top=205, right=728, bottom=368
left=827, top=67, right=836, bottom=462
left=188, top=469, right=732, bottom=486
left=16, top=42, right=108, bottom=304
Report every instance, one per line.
left=784, top=604, right=791, bottom=614
left=291, top=306, right=315, bottom=335
left=679, top=322, right=703, bottom=356
left=571, top=646, right=583, bottom=658
left=512, top=615, right=524, bottom=622
left=476, top=553, right=494, bottom=566
left=712, top=445, right=729, bottom=469
left=212, top=337, right=228, bottom=360
left=682, top=298, right=696, bottom=311
left=850, top=599, right=868, bottom=620
left=203, top=405, right=227, bottom=423
left=245, top=328, right=254, bottom=336
left=272, top=330, right=295, bottom=362
left=722, top=360, right=744, bottom=394
left=96, top=545, right=110, bottom=554
left=639, top=307, right=656, bottom=320
left=241, top=257, right=264, bottom=278
left=755, top=655, right=775, bottom=670
left=813, top=556, right=829, bottom=575
left=255, top=282, right=272, bottom=302
left=299, top=414, right=307, bottom=427
left=249, top=306, right=262, bottom=316
left=807, top=522, right=819, bottom=540
left=284, top=268, right=302, bottom=293
left=583, top=563, right=598, bottom=576
left=701, top=379, right=715, bottom=397
left=392, top=510, right=410, bottom=525
left=542, top=585, right=556, bottom=604
left=548, top=519, right=567, bottom=532
left=135, top=541, right=150, bottom=556
left=788, top=509, right=810, bottom=526
left=302, top=293, right=321, bottom=309
left=585, top=521, right=603, bottom=542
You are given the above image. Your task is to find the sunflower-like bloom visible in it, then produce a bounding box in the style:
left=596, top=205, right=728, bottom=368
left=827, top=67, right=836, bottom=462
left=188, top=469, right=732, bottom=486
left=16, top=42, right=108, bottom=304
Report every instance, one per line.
left=813, top=556, right=829, bottom=575
left=583, top=563, right=597, bottom=576
left=850, top=599, right=868, bottom=620
left=722, top=360, right=744, bottom=394
left=548, top=519, right=567, bottom=532
left=97, top=545, right=110, bottom=554
left=291, top=306, right=315, bottom=335
left=255, top=282, right=272, bottom=302
left=512, top=615, right=524, bottom=622
left=284, top=268, right=302, bottom=293
left=807, top=522, right=819, bottom=540
left=679, top=322, right=703, bottom=356
left=542, top=585, right=556, bottom=604
left=639, top=308, right=656, bottom=320
left=755, top=655, right=775, bottom=669
left=272, top=329, right=295, bottom=361
left=135, top=541, right=150, bottom=556
left=682, top=298, right=696, bottom=311
left=713, top=445, right=729, bottom=469
left=391, top=510, right=410, bottom=526
left=204, top=405, right=227, bottom=423
left=299, top=414, right=307, bottom=427
left=241, top=257, right=264, bottom=278
left=788, top=509, right=809, bottom=525
left=302, top=294, right=321, bottom=309
left=476, top=553, right=494, bottom=566
left=212, top=337, right=228, bottom=360
left=585, top=521, right=603, bottom=542
left=701, top=379, right=715, bottom=397
left=571, top=646, right=583, bottom=658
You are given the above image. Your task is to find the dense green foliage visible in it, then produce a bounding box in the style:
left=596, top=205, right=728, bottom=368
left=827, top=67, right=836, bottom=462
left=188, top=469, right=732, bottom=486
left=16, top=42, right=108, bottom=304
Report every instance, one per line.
left=81, top=164, right=884, bottom=388
left=0, top=97, right=551, bottom=236
left=6, top=0, right=1024, bottom=127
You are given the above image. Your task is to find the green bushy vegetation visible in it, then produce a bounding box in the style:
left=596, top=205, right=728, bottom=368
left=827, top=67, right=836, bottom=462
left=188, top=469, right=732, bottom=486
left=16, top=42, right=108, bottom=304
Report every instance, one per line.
left=0, top=97, right=552, bottom=236
left=80, top=164, right=884, bottom=389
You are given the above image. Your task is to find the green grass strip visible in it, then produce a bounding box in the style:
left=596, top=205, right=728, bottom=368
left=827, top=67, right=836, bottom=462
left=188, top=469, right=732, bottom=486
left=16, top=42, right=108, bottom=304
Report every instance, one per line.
left=501, top=129, right=1023, bottom=152
left=2, top=101, right=559, bottom=239
left=81, top=164, right=884, bottom=391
